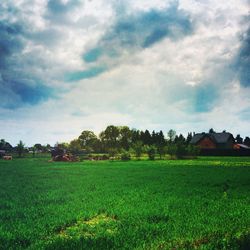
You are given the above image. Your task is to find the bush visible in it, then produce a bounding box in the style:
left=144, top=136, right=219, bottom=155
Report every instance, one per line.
left=120, top=150, right=131, bottom=161
left=102, top=154, right=109, bottom=160
left=108, top=148, right=118, bottom=158
left=176, top=143, right=187, bottom=159
left=166, top=144, right=177, bottom=159
left=132, top=141, right=143, bottom=159
left=157, top=146, right=167, bottom=159
left=187, top=145, right=200, bottom=156
left=146, top=145, right=156, bottom=160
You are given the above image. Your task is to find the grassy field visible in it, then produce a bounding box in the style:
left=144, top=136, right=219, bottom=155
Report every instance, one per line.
left=0, top=157, right=250, bottom=249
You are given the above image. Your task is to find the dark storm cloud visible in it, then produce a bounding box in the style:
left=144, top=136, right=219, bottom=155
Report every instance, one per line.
left=0, top=20, right=53, bottom=109
left=235, top=25, right=250, bottom=87
left=83, top=2, right=193, bottom=63
left=0, top=22, right=24, bottom=67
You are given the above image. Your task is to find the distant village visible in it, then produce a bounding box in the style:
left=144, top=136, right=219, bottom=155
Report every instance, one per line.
left=1, top=127, right=250, bottom=160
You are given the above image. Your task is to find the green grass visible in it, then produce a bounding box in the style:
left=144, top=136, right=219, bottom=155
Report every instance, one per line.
left=0, top=157, right=250, bottom=249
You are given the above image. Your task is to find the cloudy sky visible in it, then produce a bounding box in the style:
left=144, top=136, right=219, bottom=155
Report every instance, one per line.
left=0, top=0, right=249, bottom=146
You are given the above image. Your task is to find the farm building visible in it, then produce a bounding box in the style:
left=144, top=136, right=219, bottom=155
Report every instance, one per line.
left=0, top=150, right=6, bottom=158
left=190, top=132, right=235, bottom=149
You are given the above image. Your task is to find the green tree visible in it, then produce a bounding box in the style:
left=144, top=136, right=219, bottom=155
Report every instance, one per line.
left=146, top=145, right=156, bottom=160
left=175, top=143, right=187, bottom=159
left=0, top=139, right=12, bottom=152
left=69, top=139, right=82, bottom=154
left=186, top=132, right=193, bottom=144
left=187, top=145, right=200, bottom=157
left=56, top=142, right=69, bottom=150
left=17, top=140, right=25, bottom=158
left=0, top=139, right=6, bottom=150
left=108, top=147, right=118, bottom=159
left=141, top=130, right=152, bottom=145
left=131, top=129, right=141, bottom=143
left=119, top=126, right=132, bottom=150
left=100, top=125, right=120, bottom=151
left=157, top=145, right=167, bottom=159
left=78, top=130, right=98, bottom=151
left=132, top=141, right=143, bottom=160
left=166, top=144, right=177, bottom=159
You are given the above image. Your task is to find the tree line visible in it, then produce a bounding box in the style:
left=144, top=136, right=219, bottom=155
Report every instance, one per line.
left=1, top=127, right=250, bottom=159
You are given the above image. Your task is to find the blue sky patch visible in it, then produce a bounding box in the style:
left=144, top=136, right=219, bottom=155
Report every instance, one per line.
left=143, top=28, right=169, bottom=48
left=194, top=84, right=218, bottom=112
left=65, top=66, right=106, bottom=81
left=83, top=48, right=103, bottom=63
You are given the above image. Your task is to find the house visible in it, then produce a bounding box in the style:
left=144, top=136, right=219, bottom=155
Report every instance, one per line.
left=0, top=150, right=6, bottom=158
left=190, top=132, right=235, bottom=149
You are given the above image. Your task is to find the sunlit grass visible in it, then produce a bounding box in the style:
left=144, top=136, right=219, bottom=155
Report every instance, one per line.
left=0, top=157, right=249, bottom=249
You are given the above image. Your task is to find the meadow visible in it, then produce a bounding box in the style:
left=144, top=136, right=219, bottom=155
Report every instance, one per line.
left=0, top=157, right=250, bottom=250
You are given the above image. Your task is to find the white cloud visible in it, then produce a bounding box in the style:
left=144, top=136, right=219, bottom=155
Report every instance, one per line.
left=0, top=0, right=249, bottom=146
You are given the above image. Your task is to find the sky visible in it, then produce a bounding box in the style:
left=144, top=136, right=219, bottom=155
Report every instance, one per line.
left=0, top=0, right=250, bottom=146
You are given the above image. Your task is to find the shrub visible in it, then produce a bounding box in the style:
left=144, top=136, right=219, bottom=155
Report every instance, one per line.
left=102, top=154, right=109, bottom=160
left=187, top=145, right=200, bottom=157
left=146, top=145, right=156, bottom=160
left=176, top=143, right=187, bottom=159
left=120, top=150, right=131, bottom=161
left=166, top=144, right=177, bottom=159
left=132, top=141, right=143, bottom=159
left=157, top=146, right=167, bottom=159
left=108, top=148, right=118, bottom=158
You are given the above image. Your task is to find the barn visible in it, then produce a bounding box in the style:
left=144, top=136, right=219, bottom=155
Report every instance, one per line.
left=0, top=150, right=6, bottom=158
left=190, top=132, right=235, bottom=149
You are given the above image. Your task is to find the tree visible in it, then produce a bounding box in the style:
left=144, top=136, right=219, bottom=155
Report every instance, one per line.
left=146, top=145, right=156, bottom=160
left=166, top=144, right=177, bottom=159
left=167, top=129, right=176, bottom=143
left=107, top=147, right=118, bottom=158
left=235, top=134, right=243, bottom=144
left=157, top=145, right=167, bottom=159
left=119, top=126, right=132, bottom=150
left=78, top=130, right=98, bottom=151
left=100, top=125, right=120, bottom=151
left=132, top=141, right=143, bottom=159
left=244, top=137, right=250, bottom=146
left=157, top=130, right=165, bottom=146
left=55, top=142, right=69, bottom=151
left=187, top=145, right=200, bottom=157
left=174, top=134, right=185, bottom=144
left=131, top=129, right=141, bottom=143
left=34, top=143, right=43, bottom=152
left=175, top=143, right=187, bottom=159
left=209, top=128, right=215, bottom=133
left=0, top=139, right=6, bottom=150
left=17, top=140, right=25, bottom=157
left=141, top=130, right=152, bottom=145
left=69, top=139, right=82, bottom=154
left=186, top=132, right=193, bottom=144
left=151, top=130, right=157, bottom=145
left=0, top=139, right=13, bottom=152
